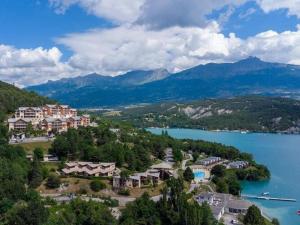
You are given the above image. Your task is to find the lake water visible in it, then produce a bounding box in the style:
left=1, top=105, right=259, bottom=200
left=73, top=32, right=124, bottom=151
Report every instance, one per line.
left=148, top=128, right=300, bottom=225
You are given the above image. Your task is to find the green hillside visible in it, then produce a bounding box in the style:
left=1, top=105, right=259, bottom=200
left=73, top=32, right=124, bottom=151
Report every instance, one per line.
left=104, top=96, right=300, bottom=133
left=0, top=81, right=55, bottom=119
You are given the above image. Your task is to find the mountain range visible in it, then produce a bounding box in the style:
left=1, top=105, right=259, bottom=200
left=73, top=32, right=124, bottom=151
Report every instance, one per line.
left=27, top=57, right=300, bottom=108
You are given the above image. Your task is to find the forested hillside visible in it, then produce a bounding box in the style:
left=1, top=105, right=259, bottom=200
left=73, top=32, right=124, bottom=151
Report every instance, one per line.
left=105, top=96, right=300, bottom=133
left=0, top=80, right=55, bottom=115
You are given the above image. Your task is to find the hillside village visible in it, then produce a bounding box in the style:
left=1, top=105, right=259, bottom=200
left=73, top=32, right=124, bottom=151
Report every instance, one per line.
left=0, top=84, right=272, bottom=225
left=8, top=104, right=91, bottom=133
left=11, top=113, right=268, bottom=224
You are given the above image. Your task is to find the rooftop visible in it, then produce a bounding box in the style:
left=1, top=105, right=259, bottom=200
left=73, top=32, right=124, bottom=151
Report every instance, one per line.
left=227, top=199, right=252, bottom=210
left=151, top=162, right=173, bottom=170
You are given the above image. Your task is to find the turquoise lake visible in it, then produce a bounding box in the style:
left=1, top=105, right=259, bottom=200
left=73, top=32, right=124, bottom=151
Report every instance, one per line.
left=148, top=128, right=300, bottom=225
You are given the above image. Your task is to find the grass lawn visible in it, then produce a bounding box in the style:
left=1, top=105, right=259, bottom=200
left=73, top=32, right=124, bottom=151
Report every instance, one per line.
left=129, top=182, right=166, bottom=198
left=37, top=175, right=166, bottom=199
left=42, top=162, right=60, bottom=172
left=37, top=177, right=114, bottom=196
left=16, top=141, right=52, bottom=153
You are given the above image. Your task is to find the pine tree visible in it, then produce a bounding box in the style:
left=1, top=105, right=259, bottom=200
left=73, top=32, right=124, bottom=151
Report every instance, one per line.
left=29, top=157, right=43, bottom=188
left=244, top=205, right=266, bottom=225
left=183, top=167, right=195, bottom=182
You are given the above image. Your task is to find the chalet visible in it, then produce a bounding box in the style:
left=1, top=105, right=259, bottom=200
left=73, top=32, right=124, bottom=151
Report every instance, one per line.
left=150, top=162, right=174, bottom=179
left=113, top=169, right=160, bottom=189
left=228, top=161, right=249, bottom=169
left=197, top=157, right=222, bottom=166
left=8, top=118, right=32, bottom=131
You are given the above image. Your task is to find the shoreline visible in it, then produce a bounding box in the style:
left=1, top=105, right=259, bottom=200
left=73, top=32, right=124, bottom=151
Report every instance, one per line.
left=147, top=126, right=300, bottom=136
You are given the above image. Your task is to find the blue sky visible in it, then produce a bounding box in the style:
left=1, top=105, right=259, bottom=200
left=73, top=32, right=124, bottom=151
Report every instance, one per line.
left=0, top=0, right=113, bottom=59
left=2, top=0, right=300, bottom=86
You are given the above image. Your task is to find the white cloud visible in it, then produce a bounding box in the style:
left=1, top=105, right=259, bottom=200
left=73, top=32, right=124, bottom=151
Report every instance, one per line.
left=137, top=0, right=247, bottom=29
left=56, top=23, right=244, bottom=75
left=49, top=0, right=247, bottom=28
left=243, top=29, right=300, bottom=64
left=0, top=45, right=77, bottom=87
left=49, top=0, right=145, bottom=24
left=55, top=24, right=300, bottom=77
left=4, top=0, right=300, bottom=87
left=257, top=0, right=300, bottom=17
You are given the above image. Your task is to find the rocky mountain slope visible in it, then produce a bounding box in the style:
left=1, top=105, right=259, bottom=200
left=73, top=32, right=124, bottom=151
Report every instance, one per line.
left=107, top=96, right=300, bottom=133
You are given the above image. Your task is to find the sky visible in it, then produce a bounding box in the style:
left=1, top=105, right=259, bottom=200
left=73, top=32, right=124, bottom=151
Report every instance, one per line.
left=2, top=0, right=300, bottom=87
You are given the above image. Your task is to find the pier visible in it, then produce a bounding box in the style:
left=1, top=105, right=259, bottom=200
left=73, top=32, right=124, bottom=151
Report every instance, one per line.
left=242, top=194, right=297, bottom=202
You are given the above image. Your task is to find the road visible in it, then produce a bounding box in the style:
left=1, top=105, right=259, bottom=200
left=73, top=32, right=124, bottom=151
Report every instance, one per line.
left=182, top=153, right=193, bottom=170
left=41, top=193, right=163, bottom=207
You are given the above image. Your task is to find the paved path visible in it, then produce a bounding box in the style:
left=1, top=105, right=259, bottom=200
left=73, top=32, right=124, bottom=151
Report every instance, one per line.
left=41, top=193, right=163, bottom=207
left=181, top=153, right=193, bottom=170
left=10, top=136, right=54, bottom=144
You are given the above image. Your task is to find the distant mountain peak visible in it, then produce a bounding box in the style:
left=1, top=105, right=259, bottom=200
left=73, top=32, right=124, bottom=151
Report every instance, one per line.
left=236, top=56, right=264, bottom=64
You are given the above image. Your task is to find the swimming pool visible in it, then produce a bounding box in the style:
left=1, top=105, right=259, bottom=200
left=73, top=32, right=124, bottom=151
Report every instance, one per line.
left=193, top=170, right=205, bottom=181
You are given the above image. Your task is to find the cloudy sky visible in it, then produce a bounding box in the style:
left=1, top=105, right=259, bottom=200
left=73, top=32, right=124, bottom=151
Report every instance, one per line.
left=2, top=0, right=300, bottom=86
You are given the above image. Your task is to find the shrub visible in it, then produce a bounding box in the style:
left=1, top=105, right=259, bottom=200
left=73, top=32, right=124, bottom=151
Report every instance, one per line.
left=90, top=180, right=106, bottom=192
left=78, top=187, right=88, bottom=195
left=103, top=197, right=119, bottom=207
left=118, top=189, right=130, bottom=196
left=46, top=174, right=61, bottom=189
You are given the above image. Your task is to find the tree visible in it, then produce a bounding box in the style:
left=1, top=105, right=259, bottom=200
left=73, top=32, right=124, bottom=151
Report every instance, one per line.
left=192, top=152, right=199, bottom=162
left=46, top=174, right=60, bottom=189
left=50, top=136, right=70, bottom=159
left=6, top=192, right=49, bottom=225
left=33, top=148, right=44, bottom=161
left=119, top=170, right=130, bottom=189
left=25, top=123, right=34, bottom=137
left=216, top=179, right=229, bottom=193
left=0, top=123, right=8, bottom=145
left=90, top=180, right=106, bottom=192
left=211, top=165, right=226, bottom=178
left=272, top=218, right=280, bottom=225
left=227, top=175, right=242, bottom=196
left=45, top=198, right=116, bottom=225
left=183, top=167, right=194, bottom=182
left=29, top=157, right=44, bottom=188
left=173, top=148, right=183, bottom=162
left=120, top=192, right=161, bottom=225
left=244, top=205, right=266, bottom=225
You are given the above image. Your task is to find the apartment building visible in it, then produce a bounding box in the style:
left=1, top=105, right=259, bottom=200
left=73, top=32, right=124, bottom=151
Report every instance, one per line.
left=62, top=162, right=116, bottom=177
left=8, top=104, right=90, bottom=132
left=113, top=169, right=160, bottom=189
left=15, top=107, right=43, bottom=119
left=197, top=157, right=222, bottom=166
left=43, top=104, right=77, bottom=118
left=8, top=118, right=32, bottom=131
